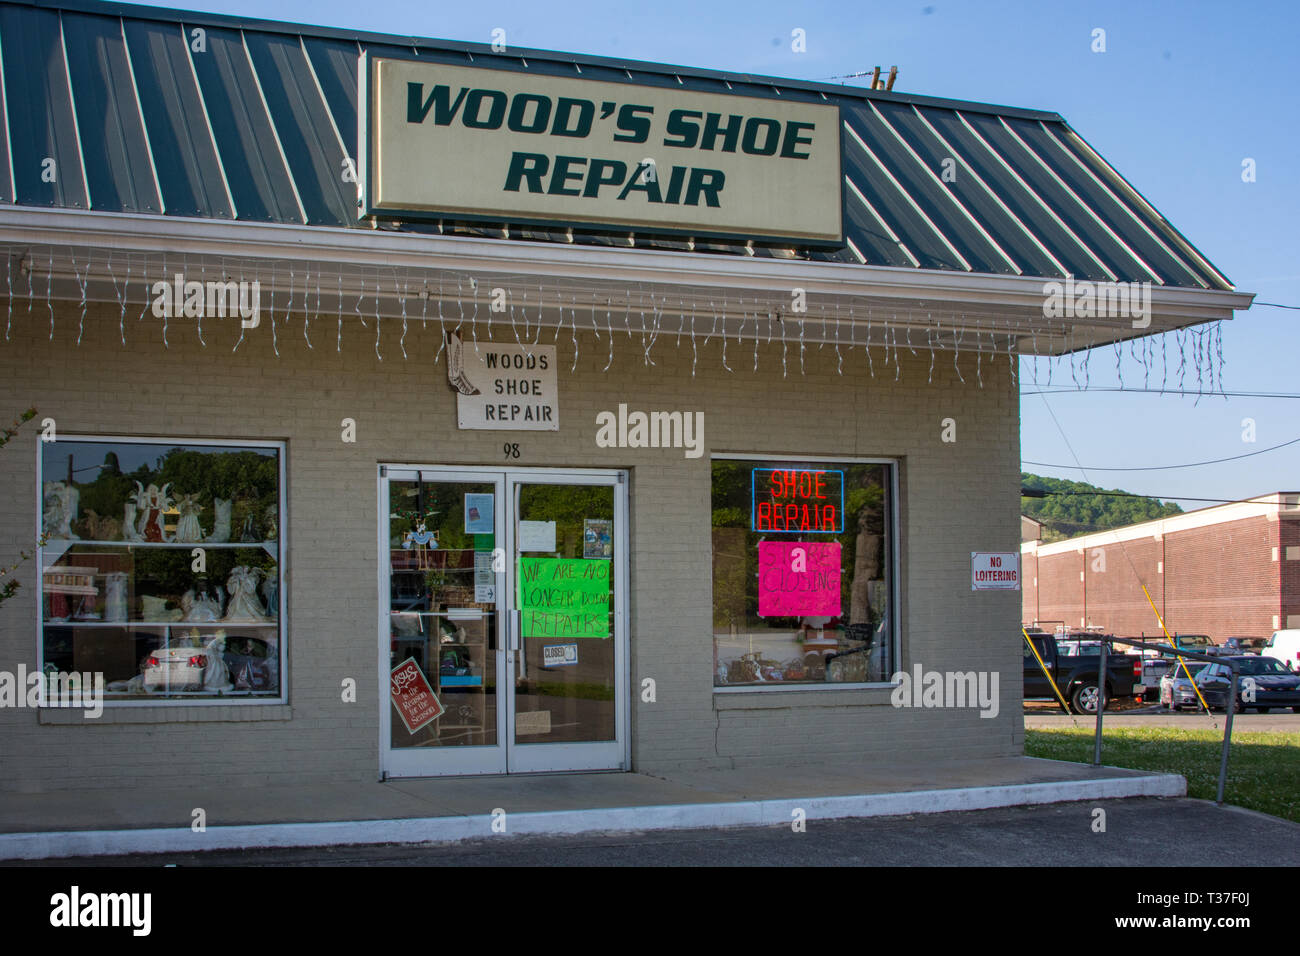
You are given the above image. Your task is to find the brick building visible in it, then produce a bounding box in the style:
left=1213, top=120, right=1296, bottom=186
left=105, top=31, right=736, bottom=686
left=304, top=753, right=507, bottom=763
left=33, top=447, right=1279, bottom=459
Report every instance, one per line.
left=0, top=0, right=1250, bottom=798
left=1022, top=494, right=1300, bottom=639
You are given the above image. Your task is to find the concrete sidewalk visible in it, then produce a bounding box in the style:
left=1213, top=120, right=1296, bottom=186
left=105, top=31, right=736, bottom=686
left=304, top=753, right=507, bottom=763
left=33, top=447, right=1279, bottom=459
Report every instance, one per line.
left=0, top=756, right=1184, bottom=860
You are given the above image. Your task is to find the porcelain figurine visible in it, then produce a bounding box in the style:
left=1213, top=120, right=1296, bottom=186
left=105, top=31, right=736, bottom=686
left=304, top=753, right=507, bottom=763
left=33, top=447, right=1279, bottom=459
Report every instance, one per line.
left=264, top=504, right=278, bottom=541
left=173, top=493, right=205, bottom=543
left=104, top=572, right=128, bottom=622
left=181, top=584, right=225, bottom=622
left=131, top=482, right=173, bottom=543
left=260, top=573, right=278, bottom=619
left=203, top=631, right=233, bottom=692
left=224, top=566, right=270, bottom=621
left=207, top=498, right=232, bottom=543
left=123, top=501, right=143, bottom=541
left=239, top=513, right=259, bottom=543
left=81, top=510, right=121, bottom=542
left=42, top=481, right=80, bottom=539
left=141, top=595, right=182, bottom=622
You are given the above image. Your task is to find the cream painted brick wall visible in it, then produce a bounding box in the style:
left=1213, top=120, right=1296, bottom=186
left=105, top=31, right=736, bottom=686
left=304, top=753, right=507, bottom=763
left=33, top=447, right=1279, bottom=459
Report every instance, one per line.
left=0, top=299, right=1022, bottom=791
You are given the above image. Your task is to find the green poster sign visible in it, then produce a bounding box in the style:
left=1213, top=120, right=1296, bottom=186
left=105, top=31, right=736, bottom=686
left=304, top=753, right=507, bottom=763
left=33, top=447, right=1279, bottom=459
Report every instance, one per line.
left=518, top=557, right=611, bottom=638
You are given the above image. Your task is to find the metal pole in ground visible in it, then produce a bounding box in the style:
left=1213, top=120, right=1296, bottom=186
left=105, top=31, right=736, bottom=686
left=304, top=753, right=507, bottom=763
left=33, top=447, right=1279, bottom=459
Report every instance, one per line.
left=1217, top=664, right=1238, bottom=805
left=1093, top=638, right=1108, bottom=765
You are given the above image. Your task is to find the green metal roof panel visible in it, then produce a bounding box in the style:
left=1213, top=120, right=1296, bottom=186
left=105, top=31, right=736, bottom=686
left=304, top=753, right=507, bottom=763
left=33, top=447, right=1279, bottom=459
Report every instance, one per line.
left=187, top=23, right=302, bottom=222
left=2, top=4, right=87, bottom=208
left=0, top=0, right=1235, bottom=291
left=121, top=18, right=233, bottom=218
left=62, top=10, right=161, bottom=213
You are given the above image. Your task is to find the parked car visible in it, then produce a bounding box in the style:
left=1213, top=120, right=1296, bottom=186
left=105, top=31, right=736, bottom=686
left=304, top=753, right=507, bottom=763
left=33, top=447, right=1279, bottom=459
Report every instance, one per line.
left=1220, top=637, right=1267, bottom=655
left=1140, top=655, right=1174, bottom=700
left=1168, top=633, right=1214, bottom=654
left=1263, top=630, right=1300, bottom=670
left=1194, top=656, right=1300, bottom=713
left=143, top=645, right=212, bottom=692
left=1159, top=660, right=1208, bottom=711
left=1022, top=632, right=1143, bottom=714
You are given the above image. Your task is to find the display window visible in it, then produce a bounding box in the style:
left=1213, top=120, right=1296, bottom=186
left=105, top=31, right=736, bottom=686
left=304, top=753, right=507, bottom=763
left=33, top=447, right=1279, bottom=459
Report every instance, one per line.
left=37, top=437, right=285, bottom=703
left=712, top=457, right=895, bottom=688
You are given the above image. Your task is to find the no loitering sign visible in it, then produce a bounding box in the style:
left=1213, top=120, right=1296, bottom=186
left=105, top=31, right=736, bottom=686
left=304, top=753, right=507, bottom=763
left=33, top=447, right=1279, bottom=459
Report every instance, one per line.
left=971, top=552, right=1020, bottom=591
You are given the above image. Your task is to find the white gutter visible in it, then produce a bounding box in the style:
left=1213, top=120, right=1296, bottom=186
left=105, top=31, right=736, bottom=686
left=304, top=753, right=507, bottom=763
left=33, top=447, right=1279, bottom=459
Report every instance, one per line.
left=0, top=207, right=1255, bottom=323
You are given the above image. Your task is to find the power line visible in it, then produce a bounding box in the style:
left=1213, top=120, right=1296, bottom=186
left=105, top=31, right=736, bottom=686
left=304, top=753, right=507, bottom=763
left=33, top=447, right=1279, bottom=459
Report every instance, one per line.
left=1022, top=488, right=1250, bottom=505
left=1253, top=301, right=1300, bottom=310
left=1021, top=386, right=1300, bottom=399
left=1023, top=434, right=1300, bottom=471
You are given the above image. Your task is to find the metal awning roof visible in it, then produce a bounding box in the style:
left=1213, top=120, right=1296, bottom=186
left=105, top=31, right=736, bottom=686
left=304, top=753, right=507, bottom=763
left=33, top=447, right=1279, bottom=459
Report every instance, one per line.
left=0, top=0, right=1236, bottom=293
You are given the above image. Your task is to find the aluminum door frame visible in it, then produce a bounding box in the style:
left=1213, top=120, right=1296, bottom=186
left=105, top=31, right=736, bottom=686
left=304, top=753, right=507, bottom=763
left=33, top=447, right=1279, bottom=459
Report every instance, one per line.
left=378, top=465, right=629, bottom=778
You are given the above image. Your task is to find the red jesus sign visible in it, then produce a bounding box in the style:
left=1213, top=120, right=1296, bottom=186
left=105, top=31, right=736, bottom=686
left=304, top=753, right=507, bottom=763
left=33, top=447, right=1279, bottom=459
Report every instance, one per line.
left=390, top=657, right=444, bottom=734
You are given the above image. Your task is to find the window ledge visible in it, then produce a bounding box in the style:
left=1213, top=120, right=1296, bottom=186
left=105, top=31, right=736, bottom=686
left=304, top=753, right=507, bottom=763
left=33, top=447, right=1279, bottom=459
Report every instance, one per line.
left=713, top=684, right=898, bottom=710
left=38, top=704, right=292, bottom=724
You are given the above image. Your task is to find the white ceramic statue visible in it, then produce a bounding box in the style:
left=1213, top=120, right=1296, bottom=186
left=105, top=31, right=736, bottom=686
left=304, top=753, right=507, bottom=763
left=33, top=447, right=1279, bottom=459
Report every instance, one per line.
left=123, top=501, right=142, bottom=541
left=182, top=585, right=225, bottom=622
left=207, top=498, right=232, bottom=543
left=224, top=566, right=270, bottom=621
left=104, top=572, right=128, bottom=622
left=203, top=631, right=233, bottom=692
left=173, top=493, right=205, bottom=543
left=264, top=504, right=278, bottom=541
left=42, top=481, right=80, bottom=539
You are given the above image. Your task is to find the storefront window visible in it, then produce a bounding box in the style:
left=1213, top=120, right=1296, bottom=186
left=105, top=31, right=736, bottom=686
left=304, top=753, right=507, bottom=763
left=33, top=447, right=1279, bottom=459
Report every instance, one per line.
left=712, top=458, right=893, bottom=688
left=38, top=438, right=284, bottom=702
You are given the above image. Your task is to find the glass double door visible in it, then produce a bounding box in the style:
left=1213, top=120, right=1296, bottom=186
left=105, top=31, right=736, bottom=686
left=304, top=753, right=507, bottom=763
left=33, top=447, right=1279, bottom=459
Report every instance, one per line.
left=381, top=466, right=627, bottom=776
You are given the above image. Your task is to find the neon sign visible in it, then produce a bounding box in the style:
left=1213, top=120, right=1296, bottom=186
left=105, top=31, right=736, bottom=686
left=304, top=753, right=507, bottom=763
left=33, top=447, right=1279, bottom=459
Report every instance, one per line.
left=751, top=468, right=844, bottom=533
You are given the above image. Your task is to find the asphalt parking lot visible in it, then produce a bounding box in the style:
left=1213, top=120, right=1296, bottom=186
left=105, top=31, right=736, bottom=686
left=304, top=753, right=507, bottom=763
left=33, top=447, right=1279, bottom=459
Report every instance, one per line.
left=23, top=797, right=1300, bottom=867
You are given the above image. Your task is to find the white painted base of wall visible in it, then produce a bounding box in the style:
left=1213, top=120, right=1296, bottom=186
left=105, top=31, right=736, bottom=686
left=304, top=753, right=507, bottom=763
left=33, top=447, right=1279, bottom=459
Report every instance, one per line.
left=0, top=772, right=1185, bottom=860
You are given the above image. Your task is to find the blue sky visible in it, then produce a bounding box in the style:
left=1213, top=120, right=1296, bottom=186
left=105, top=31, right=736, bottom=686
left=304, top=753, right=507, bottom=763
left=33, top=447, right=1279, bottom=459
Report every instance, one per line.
left=131, top=0, right=1299, bottom=509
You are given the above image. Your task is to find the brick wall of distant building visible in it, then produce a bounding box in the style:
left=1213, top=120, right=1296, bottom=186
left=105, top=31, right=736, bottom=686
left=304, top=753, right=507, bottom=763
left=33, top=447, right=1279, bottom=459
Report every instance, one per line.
left=1164, top=517, right=1277, bottom=637
left=1025, top=511, right=1300, bottom=639
left=1080, top=537, right=1164, bottom=636
left=1279, top=520, right=1300, bottom=630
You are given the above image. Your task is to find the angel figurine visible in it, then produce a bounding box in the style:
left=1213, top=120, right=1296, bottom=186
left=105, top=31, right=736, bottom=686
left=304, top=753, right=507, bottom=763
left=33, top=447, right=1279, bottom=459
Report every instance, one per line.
left=131, top=482, right=173, bottom=543
left=224, top=566, right=271, bottom=621
left=42, top=481, right=80, bottom=539
left=173, top=493, right=205, bottom=543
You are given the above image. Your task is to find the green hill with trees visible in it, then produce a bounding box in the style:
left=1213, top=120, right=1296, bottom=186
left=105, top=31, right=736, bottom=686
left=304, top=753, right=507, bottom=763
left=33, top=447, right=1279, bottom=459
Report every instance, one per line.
left=1021, top=473, right=1182, bottom=542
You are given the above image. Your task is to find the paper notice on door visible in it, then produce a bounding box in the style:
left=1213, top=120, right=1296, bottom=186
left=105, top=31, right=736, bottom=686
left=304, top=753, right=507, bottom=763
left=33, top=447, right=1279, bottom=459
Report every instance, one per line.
left=474, top=550, right=497, bottom=603
left=515, top=710, right=551, bottom=735
left=518, top=520, right=556, bottom=552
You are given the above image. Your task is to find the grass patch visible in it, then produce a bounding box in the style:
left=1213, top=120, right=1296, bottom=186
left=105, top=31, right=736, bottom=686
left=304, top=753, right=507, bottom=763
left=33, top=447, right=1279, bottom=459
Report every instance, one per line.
left=1025, top=726, right=1300, bottom=824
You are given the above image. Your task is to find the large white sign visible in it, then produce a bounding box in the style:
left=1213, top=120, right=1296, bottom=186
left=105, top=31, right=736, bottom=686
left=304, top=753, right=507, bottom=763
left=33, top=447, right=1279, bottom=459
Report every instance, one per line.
left=447, top=333, right=558, bottom=430
left=360, top=56, right=843, bottom=243
left=971, top=552, right=1020, bottom=591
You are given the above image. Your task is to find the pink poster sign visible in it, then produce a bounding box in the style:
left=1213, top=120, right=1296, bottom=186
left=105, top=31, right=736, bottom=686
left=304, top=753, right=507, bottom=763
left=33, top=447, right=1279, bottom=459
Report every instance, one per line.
left=758, top=541, right=842, bottom=617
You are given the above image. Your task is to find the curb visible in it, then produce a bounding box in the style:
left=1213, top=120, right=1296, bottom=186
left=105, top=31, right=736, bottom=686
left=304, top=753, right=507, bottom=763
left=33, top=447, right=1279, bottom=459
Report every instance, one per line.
left=0, top=772, right=1186, bottom=860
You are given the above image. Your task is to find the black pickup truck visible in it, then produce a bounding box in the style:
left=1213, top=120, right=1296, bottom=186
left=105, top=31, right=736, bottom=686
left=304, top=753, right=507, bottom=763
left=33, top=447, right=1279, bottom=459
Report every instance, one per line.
left=1022, top=632, right=1144, bottom=714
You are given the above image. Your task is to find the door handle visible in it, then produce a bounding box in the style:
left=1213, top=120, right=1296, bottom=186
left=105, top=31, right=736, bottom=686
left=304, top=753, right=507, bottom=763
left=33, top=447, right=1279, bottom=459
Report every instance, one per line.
left=509, top=609, right=521, bottom=651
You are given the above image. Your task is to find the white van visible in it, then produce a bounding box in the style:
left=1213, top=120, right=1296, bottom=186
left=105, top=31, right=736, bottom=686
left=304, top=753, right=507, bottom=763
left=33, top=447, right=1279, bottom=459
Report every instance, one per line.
left=1264, top=630, right=1300, bottom=670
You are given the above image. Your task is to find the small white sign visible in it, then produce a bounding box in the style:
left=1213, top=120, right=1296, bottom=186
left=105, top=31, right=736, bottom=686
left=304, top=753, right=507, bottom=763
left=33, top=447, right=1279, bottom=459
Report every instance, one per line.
left=971, top=552, right=1020, bottom=590
left=450, top=333, right=558, bottom=431
left=542, top=643, right=579, bottom=667
left=474, top=551, right=497, bottom=603
left=519, top=520, right=557, bottom=552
